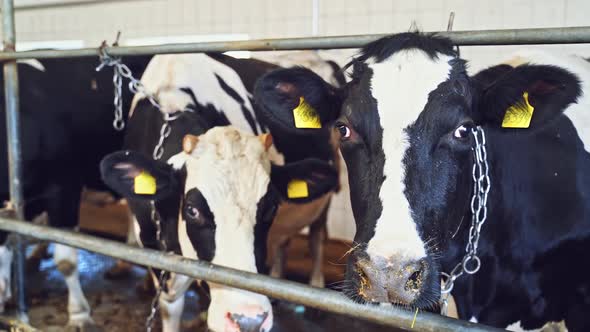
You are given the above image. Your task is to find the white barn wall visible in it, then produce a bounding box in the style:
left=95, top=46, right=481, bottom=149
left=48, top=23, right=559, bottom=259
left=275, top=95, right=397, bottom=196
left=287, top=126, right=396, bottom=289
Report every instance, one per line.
left=3, top=0, right=590, bottom=241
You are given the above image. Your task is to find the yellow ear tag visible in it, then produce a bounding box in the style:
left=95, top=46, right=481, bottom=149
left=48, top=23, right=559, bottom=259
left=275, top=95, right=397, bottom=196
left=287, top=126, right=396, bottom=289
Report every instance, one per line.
left=293, top=96, right=322, bottom=129
left=502, top=92, right=535, bottom=128
left=287, top=179, right=309, bottom=199
left=134, top=171, right=156, bottom=195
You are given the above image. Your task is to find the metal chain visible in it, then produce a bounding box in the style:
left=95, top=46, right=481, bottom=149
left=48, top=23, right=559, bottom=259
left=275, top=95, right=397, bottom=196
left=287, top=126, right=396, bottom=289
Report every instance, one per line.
left=96, top=47, right=161, bottom=131
left=440, top=126, right=490, bottom=315
left=145, top=201, right=169, bottom=332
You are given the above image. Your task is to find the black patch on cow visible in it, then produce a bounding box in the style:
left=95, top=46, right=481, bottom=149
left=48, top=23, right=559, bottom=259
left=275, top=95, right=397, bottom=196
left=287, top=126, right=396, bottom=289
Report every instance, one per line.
left=254, top=66, right=343, bottom=163
left=353, top=31, right=457, bottom=64
left=253, top=183, right=280, bottom=274
left=475, top=65, right=582, bottom=130
left=214, top=74, right=259, bottom=134
left=326, top=60, right=347, bottom=87
left=182, top=188, right=216, bottom=261
left=0, top=56, right=152, bottom=244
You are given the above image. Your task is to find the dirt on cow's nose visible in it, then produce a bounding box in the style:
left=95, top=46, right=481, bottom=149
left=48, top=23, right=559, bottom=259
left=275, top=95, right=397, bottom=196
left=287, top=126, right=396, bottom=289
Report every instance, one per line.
left=355, top=256, right=428, bottom=305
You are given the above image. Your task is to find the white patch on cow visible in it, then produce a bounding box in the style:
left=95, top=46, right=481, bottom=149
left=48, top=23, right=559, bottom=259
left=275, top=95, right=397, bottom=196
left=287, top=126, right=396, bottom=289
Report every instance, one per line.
left=17, top=59, right=45, bottom=72
left=502, top=50, right=590, bottom=154
left=469, top=316, right=478, bottom=323
left=175, top=127, right=273, bottom=332
left=366, top=50, right=453, bottom=261
left=129, top=54, right=260, bottom=133
left=505, top=321, right=543, bottom=332
left=53, top=244, right=92, bottom=325
left=0, top=246, right=12, bottom=312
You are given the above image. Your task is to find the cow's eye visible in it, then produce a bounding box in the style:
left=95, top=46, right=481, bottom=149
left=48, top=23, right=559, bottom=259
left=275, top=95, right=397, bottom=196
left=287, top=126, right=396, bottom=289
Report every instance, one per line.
left=453, top=124, right=472, bottom=139
left=185, top=204, right=200, bottom=220
left=336, top=123, right=352, bottom=141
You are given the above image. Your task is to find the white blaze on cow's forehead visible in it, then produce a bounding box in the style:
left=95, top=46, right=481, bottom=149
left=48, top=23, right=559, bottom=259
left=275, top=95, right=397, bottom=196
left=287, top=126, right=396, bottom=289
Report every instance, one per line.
left=366, top=49, right=453, bottom=260
left=129, top=54, right=260, bottom=134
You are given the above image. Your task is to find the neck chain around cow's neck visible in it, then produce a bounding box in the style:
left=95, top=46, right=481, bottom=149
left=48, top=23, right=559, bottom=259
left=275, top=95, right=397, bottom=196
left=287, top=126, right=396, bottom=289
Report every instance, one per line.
left=440, top=126, right=491, bottom=315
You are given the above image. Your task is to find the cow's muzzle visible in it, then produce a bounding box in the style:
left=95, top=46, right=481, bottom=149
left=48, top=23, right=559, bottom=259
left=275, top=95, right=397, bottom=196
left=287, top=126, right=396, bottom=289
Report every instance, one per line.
left=353, top=254, right=431, bottom=305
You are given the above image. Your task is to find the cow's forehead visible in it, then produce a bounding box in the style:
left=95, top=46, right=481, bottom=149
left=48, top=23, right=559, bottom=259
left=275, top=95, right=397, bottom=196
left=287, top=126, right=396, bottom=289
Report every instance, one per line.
left=367, top=49, right=454, bottom=134
left=183, top=127, right=272, bottom=222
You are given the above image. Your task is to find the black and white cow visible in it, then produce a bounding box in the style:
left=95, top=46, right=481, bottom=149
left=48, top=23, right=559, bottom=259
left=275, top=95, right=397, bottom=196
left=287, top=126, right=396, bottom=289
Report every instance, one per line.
left=100, top=53, right=340, bottom=332
left=254, top=32, right=590, bottom=331
left=0, top=55, right=151, bottom=328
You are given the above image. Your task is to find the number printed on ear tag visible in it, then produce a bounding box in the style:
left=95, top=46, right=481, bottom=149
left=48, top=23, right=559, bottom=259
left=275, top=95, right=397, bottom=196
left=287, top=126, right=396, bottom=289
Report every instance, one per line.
left=134, top=171, right=156, bottom=195
left=293, top=96, right=322, bottom=129
left=287, top=179, right=309, bottom=198
left=502, top=91, right=535, bottom=128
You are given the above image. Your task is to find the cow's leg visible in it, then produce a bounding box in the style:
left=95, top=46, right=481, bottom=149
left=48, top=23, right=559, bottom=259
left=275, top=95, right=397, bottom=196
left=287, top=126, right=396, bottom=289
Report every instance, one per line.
left=153, top=272, right=190, bottom=332
left=269, top=236, right=289, bottom=279
left=54, top=244, right=94, bottom=329
left=0, top=242, right=12, bottom=312
left=159, top=294, right=185, bottom=332
left=308, top=207, right=328, bottom=288
left=46, top=180, right=95, bottom=329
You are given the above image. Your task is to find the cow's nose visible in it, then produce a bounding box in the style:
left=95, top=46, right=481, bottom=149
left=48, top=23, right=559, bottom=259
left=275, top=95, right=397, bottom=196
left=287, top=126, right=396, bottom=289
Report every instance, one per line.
left=225, top=307, right=270, bottom=332
left=356, top=256, right=428, bottom=305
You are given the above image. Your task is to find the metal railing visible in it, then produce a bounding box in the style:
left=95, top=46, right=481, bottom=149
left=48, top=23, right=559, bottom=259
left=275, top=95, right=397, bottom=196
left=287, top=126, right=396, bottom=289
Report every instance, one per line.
left=1, top=0, right=590, bottom=330
left=0, top=217, right=503, bottom=332
left=0, top=26, right=589, bottom=61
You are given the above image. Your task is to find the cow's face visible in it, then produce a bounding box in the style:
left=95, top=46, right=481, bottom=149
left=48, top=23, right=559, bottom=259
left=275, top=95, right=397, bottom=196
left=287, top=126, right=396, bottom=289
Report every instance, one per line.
left=101, top=126, right=338, bottom=332
left=335, top=38, right=474, bottom=308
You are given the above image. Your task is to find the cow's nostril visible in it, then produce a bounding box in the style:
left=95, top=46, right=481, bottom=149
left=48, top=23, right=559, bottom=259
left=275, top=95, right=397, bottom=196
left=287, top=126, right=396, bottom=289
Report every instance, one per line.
left=404, top=260, right=427, bottom=292
left=406, top=270, right=422, bottom=291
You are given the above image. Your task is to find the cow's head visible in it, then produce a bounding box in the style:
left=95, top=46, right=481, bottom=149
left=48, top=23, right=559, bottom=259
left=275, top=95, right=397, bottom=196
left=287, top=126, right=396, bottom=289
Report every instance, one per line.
left=101, top=126, right=338, bottom=331
left=254, top=32, right=581, bottom=309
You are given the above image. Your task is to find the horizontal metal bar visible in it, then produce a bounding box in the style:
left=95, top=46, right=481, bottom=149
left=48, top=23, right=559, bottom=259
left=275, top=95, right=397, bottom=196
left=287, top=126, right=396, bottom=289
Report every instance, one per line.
left=0, top=217, right=503, bottom=332
left=0, top=26, right=589, bottom=61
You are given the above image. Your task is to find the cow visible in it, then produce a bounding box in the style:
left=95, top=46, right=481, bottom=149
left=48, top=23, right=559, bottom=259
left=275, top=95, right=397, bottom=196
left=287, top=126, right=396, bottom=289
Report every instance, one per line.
left=107, top=51, right=353, bottom=291
left=253, top=32, right=590, bottom=331
left=0, top=55, right=151, bottom=329
left=101, top=53, right=340, bottom=332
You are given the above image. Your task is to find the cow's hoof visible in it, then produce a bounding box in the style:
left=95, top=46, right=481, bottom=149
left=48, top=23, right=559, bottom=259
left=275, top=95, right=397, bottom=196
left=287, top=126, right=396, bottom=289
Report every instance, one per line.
left=65, top=318, right=101, bottom=332
left=104, top=260, right=133, bottom=280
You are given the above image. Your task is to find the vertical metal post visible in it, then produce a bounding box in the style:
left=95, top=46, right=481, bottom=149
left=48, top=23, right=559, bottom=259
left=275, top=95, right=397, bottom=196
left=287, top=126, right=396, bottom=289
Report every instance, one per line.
left=311, top=0, right=319, bottom=36
left=2, top=0, right=27, bottom=321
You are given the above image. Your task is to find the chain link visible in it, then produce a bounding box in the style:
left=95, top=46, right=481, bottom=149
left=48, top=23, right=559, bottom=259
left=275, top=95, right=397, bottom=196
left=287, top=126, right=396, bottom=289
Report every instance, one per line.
left=145, top=201, right=168, bottom=332
left=96, top=46, right=162, bottom=131
left=440, top=126, right=490, bottom=314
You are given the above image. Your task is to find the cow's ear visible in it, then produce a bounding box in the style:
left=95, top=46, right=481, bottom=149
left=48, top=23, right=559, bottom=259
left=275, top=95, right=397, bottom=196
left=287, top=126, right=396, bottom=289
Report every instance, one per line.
left=271, top=158, right=339, bottom=203
left=254, top=67, right=344, bottom=134
left=100, top=151, right=182, bottom=201
left=477, top=64, right=581, bottom=130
